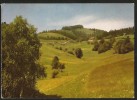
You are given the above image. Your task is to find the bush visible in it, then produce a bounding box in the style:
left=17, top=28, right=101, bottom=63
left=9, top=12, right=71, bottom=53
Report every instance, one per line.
left=110, top=37, right=115, bottom=44
left=67, top=51, right=74, bottom=55
left=52, top=70, right=59, bottom=78
left=51, top=56, right=59, bottom=69
left=98, top=43, right=105, bottom=53
left=59, top=47, right=62, bottom=50
left=99, top=38, right=105, bottom=44
left=114, top=36, right=134, bottom=54
left=51, top=56, right=66, bottom=77
left=92, top=40, right=99, bottom=51
left=98, top=41, right=112, bottom=54
left=92, top=38, right=112, bottom=53
left=75, top=48, right=83, bottom=58
left=59, top=63, right=65, bottom=72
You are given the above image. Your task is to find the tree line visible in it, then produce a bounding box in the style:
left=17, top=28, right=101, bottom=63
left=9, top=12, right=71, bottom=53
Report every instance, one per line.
left=39, top=36, right=68, bottom=40
left=108, top=27, right=134, bottom=37
left=92, top=36, right=134, bottom=54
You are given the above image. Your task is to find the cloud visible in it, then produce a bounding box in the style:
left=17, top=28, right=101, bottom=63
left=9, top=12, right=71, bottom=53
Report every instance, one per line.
left=47, top=15, right=134, bottom=31
left=48, top=15, right=96, bottom=27
left=84, top=18, right=134, bottom=31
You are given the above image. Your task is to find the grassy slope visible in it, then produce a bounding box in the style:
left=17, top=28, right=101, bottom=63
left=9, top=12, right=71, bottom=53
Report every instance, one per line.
left=38, top=32, right=69, bottom=39
left=36, top=35, right=134, bottom=98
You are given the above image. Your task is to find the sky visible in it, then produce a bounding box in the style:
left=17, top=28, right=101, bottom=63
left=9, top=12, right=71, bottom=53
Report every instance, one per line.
left=1, top=3, right=134, bottom=32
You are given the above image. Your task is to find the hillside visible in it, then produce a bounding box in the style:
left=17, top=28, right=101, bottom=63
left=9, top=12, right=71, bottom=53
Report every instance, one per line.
left=36, top=34, right=134, bottom=98
left=38, top=26, right=134, bottom=41
left=38, top=32, right=70, bottom=40
left=38, top=25, right=107, bottom=41
left=2, top=4, right=134, bottom=98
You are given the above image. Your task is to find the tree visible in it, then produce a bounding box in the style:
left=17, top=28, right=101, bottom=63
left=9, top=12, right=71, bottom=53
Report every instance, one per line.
left=51, top=57, right=66, bottom=78
left=98, top=41, right=112, bottom=54
left=92, top=40, right=99, bottom=51
left=52, top=70, right=59, bottom=78
left=59, top=63, right=65, bottom=72
left=110, top=37, right=115, bottom=44
left=2, top=16, right=46, bottom=98
left=75, top=48, right=83, bottom=58
left=114, top=36, right=134, bottom=54
left=51, top=56, right=59, bottom=69
left=124, top=36, right=130, bottom=44
left=99, top=38, right=105, bottom=44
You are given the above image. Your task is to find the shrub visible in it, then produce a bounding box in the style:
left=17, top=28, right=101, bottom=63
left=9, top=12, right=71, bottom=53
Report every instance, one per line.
left=92, top=38, right=112, bottom=53
left=59, top=47, right=62, bottom=50
left=51, top=56, right=59, bottom=69
left=110, top=37, right=115, bottom=44
left=59, top=63, right=65, bottom=72
left=75, top=48, right=83, bottom=58
left=99, top=38, right=105, bottom=44
left=92, top=40, right=99, bottom=51
left=68, top=51, right=74, bottom=55
left=52, top=70, right=59, bottom=78
left=114, top=36, right=134, bottom=54
left=98, top=43, right=105, bottom=53
left=64, top=48, right=68, bottom=52
left=98, top=41, right=112, bottom=54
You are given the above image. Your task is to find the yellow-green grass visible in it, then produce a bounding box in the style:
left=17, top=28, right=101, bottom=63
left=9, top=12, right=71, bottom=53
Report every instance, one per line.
left=36, top=35, right=134, bottom=98
left=86, top=52, right=134, bottom=98
left=38, top=32, right=69, bottom=39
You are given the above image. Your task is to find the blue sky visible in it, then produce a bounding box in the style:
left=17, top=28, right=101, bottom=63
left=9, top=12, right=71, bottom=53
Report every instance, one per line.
left=2, top=3, right=134, bottom=32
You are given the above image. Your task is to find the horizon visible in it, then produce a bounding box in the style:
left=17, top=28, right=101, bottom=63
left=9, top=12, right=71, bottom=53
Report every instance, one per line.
left=39, top=24, right=134, bottom=32
left=1, top=3, right=134, bottom=32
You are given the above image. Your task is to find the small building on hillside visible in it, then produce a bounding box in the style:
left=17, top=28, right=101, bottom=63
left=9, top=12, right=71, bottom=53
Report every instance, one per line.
left=123, top=33, right=127, bottom=37
left=88, top=37, right=95, bottom=44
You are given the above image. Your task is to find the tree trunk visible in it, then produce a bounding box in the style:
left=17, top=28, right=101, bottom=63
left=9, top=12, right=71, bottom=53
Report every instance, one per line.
left=19, top=87, right=23, bottom=98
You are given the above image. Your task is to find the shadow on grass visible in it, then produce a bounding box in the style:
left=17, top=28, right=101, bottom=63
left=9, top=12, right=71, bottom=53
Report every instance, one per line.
left=2, top=87, right=62, bottom=99
left=25, top=89, right=62, bottom=99
left=34, top=90, right=62, bottom=99
left=7, top=87, right=63, bottom=99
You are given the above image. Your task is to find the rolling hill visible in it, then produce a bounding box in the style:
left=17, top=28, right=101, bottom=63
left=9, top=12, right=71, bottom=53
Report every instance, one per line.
left=38, top=25, right=107, bottom=41
left=36, top=33, right=134, bottom=98
left=38, top=32, right=70, bottom=40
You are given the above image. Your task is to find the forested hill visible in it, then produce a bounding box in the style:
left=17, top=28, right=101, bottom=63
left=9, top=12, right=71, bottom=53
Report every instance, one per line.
left=107, top=27, right=134, bottom=36
left=38, top=25, right=107, bottom=41
left=38, top=25, right=134, bottom=41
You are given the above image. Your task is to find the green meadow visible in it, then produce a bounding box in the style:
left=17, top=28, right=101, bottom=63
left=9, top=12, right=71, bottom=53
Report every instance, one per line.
left=36, top=33, right=134, bottom=98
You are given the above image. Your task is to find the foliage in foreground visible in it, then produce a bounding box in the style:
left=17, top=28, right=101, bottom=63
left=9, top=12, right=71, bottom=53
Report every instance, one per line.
left=2, top=16, right=46, bottom=98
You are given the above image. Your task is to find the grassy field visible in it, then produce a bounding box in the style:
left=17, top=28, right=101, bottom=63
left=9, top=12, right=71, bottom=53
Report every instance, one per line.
left=38, top=32, right=69, bottom=39
left=36, top=34, right=134, bottom=98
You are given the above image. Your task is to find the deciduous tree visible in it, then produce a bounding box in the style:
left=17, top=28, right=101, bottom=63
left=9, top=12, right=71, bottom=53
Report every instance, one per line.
left=2, top=16, right=46, bottom=98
